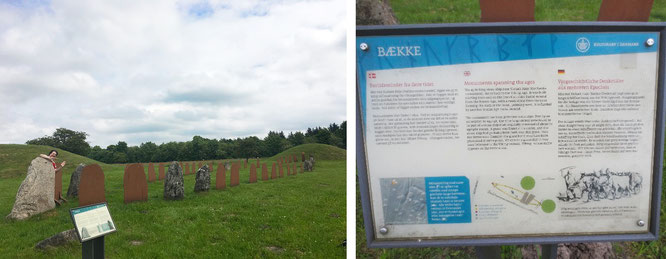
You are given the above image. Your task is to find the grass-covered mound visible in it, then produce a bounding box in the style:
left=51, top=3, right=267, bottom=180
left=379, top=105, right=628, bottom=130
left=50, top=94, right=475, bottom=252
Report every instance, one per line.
left=0, top=144, right=346, bottom=258
left=272, top=143, right=346, bottom=161
left=0, top=144, right=111, bottom=179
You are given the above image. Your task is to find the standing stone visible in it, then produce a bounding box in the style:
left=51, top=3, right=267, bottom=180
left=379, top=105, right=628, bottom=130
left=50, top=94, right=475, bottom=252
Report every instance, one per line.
left=123, top=163, right=148, bottom=204
left=301, top=152, right=305, bottom=162
left=148, top=163, right=156, bottom=182
left=158, top=163, right=165, bottom=180
left=279, top=163, right=284, bottom=177
left=271, top=163, right=277, bottom=179
left=249, top=164, right=257, bottom=183
left=216, top=162, right=226, bottom=189
left=79, top=164, right=106, bottom=206
left=194, top=165, right=210, bottom=192
left=310, top=156, right=316, bottom=171
left=184, top=163, right=190, bottom=175
left=66, top=163, right=85, bottom=197
left=7, top=157, right=56, bottom=220
left=164, top=161, right=184, bottom=200
left=230, top=163, right=240, bottom=187
left=261, top=163, right=268, bottom=181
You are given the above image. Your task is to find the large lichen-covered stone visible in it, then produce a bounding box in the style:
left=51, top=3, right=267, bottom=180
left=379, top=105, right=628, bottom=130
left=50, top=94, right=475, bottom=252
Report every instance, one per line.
left=194, top=164, right=210, bottom=192
left=35, top=229, right=78, bottom=250
left=164, top=161, right=184, bottom=200
left=66, top=164, right=85, bottom=197
left=7, top=157, right=56, bottom=220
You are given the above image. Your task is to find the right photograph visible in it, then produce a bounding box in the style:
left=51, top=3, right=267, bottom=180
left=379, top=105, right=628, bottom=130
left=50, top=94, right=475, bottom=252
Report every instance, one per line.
left=355, top=1, right=666, bottom=258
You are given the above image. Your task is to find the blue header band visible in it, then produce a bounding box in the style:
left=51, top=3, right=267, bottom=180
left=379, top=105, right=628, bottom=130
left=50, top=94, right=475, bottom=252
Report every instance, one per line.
left=357, top=32, right=659, bottom=122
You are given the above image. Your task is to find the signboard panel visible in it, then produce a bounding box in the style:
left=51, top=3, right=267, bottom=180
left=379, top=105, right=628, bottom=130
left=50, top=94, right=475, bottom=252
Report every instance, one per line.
left=357, top=23, right=665, bottom=246
left=70, top=202, right=116, bottom=242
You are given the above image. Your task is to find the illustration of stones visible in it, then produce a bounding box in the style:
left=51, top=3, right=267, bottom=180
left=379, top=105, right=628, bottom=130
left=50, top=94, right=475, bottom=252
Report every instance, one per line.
left=78, top=164, right=106, bottom=206
left=216, top=162, right=226, bottom=189
left=271, top=163, right=277, bottom=179
left=230, top=163, right=240, bottom=187
left=158, top=163, right=165, bottom=180
left=123, top=163, right=148, bottom=204
left=558, top=168, right=642, bottom=203
left=6, top=157, right=56, bottom=220
left=261, top=163, right=268, bottom=181
left=249, top=164, right=257, bottom=183
left=66, top=163, right=85, bottom=197
left=164, top=161, right=184, bottom=200
left=194, top=165, right=210, bottom=192
left=148, top=163, right=156, bottom=182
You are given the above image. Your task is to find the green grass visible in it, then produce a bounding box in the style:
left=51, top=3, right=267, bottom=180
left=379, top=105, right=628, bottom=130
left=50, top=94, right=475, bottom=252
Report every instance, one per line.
left=389, top=0, right=666, bottom=24
left=0, top=144, right=346, bottom=258
left=272, top=143, right=346, bottom=161
left=358, top=1, right=666, bottom=258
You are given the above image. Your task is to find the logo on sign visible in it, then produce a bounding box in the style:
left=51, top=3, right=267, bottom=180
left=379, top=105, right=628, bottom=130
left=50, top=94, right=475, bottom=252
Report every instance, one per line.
left=576, top=37, right=590, bottom=53
left=368, top=72, right=376, bottom=79
left=464, top=71, right=471, bottom=77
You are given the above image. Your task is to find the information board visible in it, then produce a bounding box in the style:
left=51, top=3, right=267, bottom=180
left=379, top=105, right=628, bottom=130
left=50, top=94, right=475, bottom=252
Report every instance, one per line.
left=70, top=203, right=116, bottom=242
left=356, top=23, right=665, bottom=246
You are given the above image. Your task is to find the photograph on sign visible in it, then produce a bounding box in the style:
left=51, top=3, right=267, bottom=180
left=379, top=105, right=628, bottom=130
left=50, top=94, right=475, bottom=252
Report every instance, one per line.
left=357, top=27, right=662, bottom=241
left=70, top=203, right=116, bottom=242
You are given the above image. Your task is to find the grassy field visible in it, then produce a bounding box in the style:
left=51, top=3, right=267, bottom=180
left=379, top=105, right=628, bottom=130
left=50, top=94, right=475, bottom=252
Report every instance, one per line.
left=357, top=1, right=666, bottom=258
left=0, top=144, right=346, bottom=258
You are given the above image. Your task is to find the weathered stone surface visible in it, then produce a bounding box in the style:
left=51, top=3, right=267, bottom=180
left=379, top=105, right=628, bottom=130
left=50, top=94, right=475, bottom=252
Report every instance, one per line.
left=158, top=163, right=165, bottom=180
left=194, top=164, right=210, bottom=192
left=7, top=157, right=56, bottom=220
left=216, top=163, right=226, bottom=189
left=271, top=163, right=277, bottom=179
left=124, top=163, right=148, bottom=204
left=35, top=229, right=78, bottom=250
left=148, top=163, right=156, bottom=182
left=304, top=160, right=313, bottom=172
left=249, top=164, right=257, bottom=183
left=164, top=161, right=184, bottom=200
left=230, top=163, right=240, bottom=187
left=309, top=156, right=316, bottom=171
left=261, top=163, right=268, bottom=181
left=356, top=0, right=399, bottom=26
left=66, top=163, right=85, bottom=197
left=79, top=164, right=106, bottom=207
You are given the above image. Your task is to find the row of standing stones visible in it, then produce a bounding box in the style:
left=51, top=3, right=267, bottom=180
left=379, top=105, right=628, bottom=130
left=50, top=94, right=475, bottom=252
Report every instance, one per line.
left=6, top=153, right=316, bottom=220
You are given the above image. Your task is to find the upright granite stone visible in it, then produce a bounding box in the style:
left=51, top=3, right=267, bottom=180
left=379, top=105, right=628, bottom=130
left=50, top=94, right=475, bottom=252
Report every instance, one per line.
left=230, top=163, right=240, bottom=187
left=271, top=163, right=277, bottom=179
left=216, top=162, right=226, bottom=189
left=249, top=164, right=257, bottom=183
left=159, top=163, right=165, bottom=180
left=7, top=157, right=56, bottom=220
left=66, top=163, right=85, bottom=197
left=148, top=163, right=156, bottom=182
left=261, top=163, right=268, bottom=181
left=194, top=165, right=211, bottom=192
left=123, top=163, right=148, bottom=204
left=79, top=164, right=106, bottom=206
left=164, top=162, right=184, bottom=200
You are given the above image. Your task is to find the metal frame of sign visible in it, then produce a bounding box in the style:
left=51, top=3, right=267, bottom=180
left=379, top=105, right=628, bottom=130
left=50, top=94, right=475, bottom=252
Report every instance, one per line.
left=356, top=22, right=666, bottom=248
left=69, top=202, right=117, bottom=243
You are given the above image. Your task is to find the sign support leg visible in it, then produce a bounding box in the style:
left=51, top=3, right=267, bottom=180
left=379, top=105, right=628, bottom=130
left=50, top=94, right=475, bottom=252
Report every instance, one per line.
left=82, top=236, right=104, bottom=259
left=475, top=246, right=501, bottom=259
left=541, top=244, right=557, bottom=259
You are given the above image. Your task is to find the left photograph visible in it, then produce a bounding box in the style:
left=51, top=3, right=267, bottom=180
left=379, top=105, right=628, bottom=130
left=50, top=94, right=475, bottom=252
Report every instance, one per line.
left=0, top=1, right=346, bottom=258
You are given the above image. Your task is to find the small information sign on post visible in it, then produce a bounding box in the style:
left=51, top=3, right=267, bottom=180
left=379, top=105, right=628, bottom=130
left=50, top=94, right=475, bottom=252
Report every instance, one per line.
left=70, top=202, right=116, bottom=259
left=356, top=22, right=666, bottom=248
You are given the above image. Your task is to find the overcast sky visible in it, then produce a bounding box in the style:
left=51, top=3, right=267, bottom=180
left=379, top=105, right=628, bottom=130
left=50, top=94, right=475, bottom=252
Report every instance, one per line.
left=0, top=0, right=346, bottom=147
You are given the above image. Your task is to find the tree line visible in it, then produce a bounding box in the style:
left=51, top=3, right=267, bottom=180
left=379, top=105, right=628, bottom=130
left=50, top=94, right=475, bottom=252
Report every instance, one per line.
left=26, top=121, right=346, bottom=164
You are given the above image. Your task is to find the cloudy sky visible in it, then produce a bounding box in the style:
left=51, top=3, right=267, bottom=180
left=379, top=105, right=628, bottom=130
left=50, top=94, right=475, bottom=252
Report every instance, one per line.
left=0, top=0, right=346, bottom=147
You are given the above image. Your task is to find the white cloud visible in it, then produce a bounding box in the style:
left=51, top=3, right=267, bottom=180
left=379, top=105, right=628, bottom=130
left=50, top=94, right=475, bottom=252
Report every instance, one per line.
left=0, top=0, right=346, bottom=147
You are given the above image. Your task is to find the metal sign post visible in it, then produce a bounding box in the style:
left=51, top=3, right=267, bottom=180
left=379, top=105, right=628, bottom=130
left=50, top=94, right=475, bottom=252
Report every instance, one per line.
left=70, top=202, right=116, bottom=259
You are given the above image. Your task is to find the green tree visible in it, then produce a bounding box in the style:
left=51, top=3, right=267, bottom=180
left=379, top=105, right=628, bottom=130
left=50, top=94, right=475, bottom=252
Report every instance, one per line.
left=26, top=128, right=91, bottom=156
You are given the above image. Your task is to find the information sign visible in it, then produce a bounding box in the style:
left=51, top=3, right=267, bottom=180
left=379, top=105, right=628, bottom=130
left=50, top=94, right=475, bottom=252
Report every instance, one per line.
left=356, top=23, right=666, bottom=247
left=70, top=202, right=116, bottom=242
